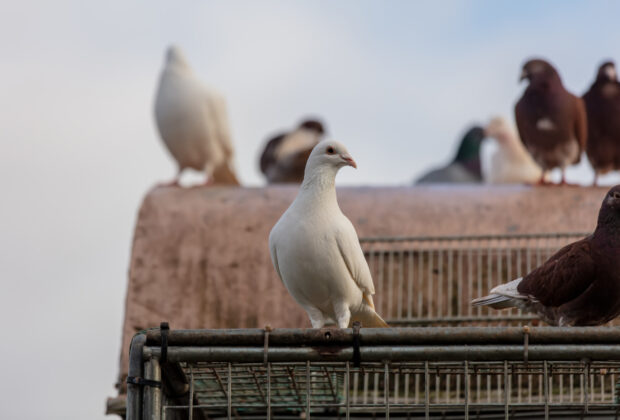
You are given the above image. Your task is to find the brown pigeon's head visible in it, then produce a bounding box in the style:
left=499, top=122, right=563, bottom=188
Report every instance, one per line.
left=520, top=59, right=561, bottom=86
left=597, top=185, right=620, bottom=229
left=604, top=185, right=620, bottom=211
left=596, top=61, right=617, bottom=82
left=299, top=119, right=326, bottom=135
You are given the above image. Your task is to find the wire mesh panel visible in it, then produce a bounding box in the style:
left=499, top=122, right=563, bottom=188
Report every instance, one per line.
left=126, top=327, right=620, bottom=420
left=359, top=233, right=590, bottom=326
left=158, top=360, right=620, bottom=419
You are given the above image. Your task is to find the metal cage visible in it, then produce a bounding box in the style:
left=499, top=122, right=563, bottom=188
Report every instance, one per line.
left=359, top=232, right=590, bottom=326
left=123, top=232, right=620, bottom=419
left=127, top=326, right=620, bottom=420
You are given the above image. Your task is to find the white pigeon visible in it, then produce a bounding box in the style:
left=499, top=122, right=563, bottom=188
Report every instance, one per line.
left=484, top=116, right=544, bottom=184
left=154, top=46, right=239, bottom=186
left=269, top=140, right=388, bottom=328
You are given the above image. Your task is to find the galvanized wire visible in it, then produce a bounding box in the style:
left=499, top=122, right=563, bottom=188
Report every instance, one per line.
left=159, top=360, right=620, bottom=418
left=360, top=233, right=590, bottom=326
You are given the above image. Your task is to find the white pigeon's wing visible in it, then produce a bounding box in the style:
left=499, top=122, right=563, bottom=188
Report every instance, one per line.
left=490, top=278, right=527, bottom=299
left=207, top=90, right=235, bottom=160
left=268, top=232, right=284, bottom=284
left=336, top=219, right=375, bottom=295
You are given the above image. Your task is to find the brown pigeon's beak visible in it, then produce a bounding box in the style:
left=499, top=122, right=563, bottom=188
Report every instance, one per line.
left=605, top=66, right=617, bottom=81
left=519, top=69, right=529, bottom=82
left=340, top=154, right=357, bottom=169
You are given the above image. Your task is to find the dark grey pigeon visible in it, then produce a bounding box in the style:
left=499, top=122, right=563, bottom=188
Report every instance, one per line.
left=472, top=185, right=620, bottom=326
left=415, top=126, right=486, bottom=184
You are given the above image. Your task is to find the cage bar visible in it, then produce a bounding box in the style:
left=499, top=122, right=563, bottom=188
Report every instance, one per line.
left=128, top=326, right=620, bottom=419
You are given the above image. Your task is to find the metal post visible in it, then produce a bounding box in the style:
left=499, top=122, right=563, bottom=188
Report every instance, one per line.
left=504, top=360, right=509, bottom=420
left=427, top=250, right=433, bottom=320
left=407, top=250, right=413, bottom=319
left=543, top=361, right=549, bottom=420
left=448, top=249, right=453, bottom=317
left=464, top=361, right=469, bottom=420
left=345, top=362, right=350, bottom=420
left=585, top=362, right=590, bottom=413
left=188, top=366, right=194, bottom=420
left=425, top=361, right=430, bottom=420
left=267, top=363, right=271, bottom=420
left=127, top=334, right=146, bottom=420
left=387, top=250, right=394, bottom=318
left=227, top=362, right=232, bottom=420
left=306, top=360, right=311, bottom=419
left=384, top=362, right=390, bottom=419
left=143, top=357, right=161, bottom=420
left=418, top=249, right=423, bottom=318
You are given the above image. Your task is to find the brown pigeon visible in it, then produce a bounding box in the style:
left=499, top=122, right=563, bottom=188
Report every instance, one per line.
left=583, top=61, right=620, bottom=185
left=515, top=59, right=588, bottom=184
left=472, top=185, right=620, bottom=326
left=259, top=119, right=325, bottom=183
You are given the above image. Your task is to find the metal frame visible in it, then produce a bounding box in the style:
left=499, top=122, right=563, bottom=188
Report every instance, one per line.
left=128, top=327, right=620, bottom=419
left=124, top=231, right=620, bottom=419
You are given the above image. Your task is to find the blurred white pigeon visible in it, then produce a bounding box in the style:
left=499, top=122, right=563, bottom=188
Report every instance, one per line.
left=484, top=116, right=544, bottom=184
left=154, top=46, right=239, bottom=186
left=269, top=140, right=388, bottom=328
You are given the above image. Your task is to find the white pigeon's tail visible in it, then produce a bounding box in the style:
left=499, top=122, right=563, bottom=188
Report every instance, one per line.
left=471, top=294, right=516, bottom=309
left=212, top=161, right=240, bottom=185
left=350, top=306, right=389, bottom=328
left=471, top=278, right=526, bottom=309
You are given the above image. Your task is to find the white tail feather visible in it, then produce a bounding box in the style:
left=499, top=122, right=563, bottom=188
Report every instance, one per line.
left=472, top=278, right=525, bottom=309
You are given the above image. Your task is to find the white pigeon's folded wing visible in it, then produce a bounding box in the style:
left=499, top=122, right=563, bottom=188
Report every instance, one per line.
left=208, top=91, right=235, bottom=159
left=336, top=221, right=375, bottom=295
left=269, top=234, right=284, bottom=284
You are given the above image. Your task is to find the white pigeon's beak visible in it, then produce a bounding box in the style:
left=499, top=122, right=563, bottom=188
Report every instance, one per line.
left=340, top=154, right=357, bottom=169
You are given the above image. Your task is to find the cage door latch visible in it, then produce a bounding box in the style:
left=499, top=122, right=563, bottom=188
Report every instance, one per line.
left=126, top=376, right=162, bottom=388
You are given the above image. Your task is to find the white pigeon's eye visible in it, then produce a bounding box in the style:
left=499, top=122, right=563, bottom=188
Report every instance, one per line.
left=326, top=146, right=335, bottom=155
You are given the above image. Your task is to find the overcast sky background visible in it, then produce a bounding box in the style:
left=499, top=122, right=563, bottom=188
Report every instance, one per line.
left=1, top=1, right=620, bottom=419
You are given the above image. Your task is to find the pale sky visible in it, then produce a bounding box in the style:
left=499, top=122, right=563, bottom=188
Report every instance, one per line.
left=1, top=1, right=619, bottom=419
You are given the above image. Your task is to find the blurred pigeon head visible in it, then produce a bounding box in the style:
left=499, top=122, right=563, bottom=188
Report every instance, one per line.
left=454, top=126, right=485, bottom=163
left=165, top=45, right=190, bottom=69
left=299, top=119, right=326, bottom=135
left=596, top=61, right=617, bottom=82
left=603, top=185, right=620, bottom=213
left=519, top=58, right=560, bottom=85
left=485, top=116, right=512, bottom=144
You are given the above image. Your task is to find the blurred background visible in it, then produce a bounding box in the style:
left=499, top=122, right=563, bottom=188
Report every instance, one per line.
left=1, top=1, right=620, bottom=419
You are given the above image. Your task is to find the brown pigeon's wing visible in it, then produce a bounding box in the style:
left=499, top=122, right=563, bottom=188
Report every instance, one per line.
left=517, top=237, right=595, bottom=307
left=573, top=96, right=588, bottom=155
left=259, top=133, right=286, bottom=175
left=515, top=98, right=531, bottom=149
